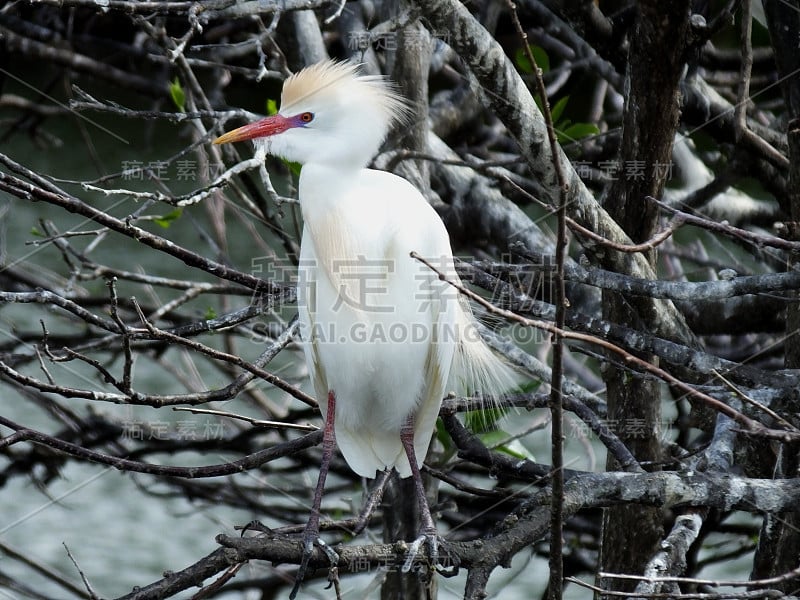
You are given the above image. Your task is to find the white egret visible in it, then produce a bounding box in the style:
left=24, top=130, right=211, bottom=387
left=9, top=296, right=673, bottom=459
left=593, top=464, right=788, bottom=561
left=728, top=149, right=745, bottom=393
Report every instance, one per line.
left=214, top=60, right=519, bottom=595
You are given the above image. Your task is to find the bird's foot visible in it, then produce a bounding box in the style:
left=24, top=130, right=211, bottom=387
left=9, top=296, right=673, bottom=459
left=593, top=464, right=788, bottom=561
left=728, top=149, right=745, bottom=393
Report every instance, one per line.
left=402, top=529, right=449, bottom=574
left=235, top=519, right=271, bottom=535
left=289, top=528, right=340, bottom=599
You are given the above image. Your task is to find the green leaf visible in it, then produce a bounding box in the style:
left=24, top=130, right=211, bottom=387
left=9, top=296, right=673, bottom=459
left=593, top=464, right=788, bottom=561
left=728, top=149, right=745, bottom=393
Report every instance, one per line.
left=558, top=122, right=600, bottom=143
left=554, top=119, right=573, bottom=142
left=282, top=159, right=302, bottom=176
left=514, top=45, right=550, bottom=74
left=153, top=207, right=183, bottom=229
left=436, top=418, right=453, bottom=450
left=266, top=98, right=278, bottom=116
left=204, top=306, right=217, bottom=320
left=477, top=430, right=534, bottom=461
left=550, top=96, right=569, bottom=124
left=169, top=78, right=186, bottom=113
left=478, top=429, right=510, bottom=447
left=30, top=226, right=44, bottom=237
left=465, top=407, right=506, bottom=434
left=533, top=46, right=550, bottom=72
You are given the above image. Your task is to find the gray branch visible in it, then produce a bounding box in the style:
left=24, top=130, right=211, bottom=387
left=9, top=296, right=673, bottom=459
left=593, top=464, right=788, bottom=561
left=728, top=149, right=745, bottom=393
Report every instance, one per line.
left=413, top=0, right=697, bottom=347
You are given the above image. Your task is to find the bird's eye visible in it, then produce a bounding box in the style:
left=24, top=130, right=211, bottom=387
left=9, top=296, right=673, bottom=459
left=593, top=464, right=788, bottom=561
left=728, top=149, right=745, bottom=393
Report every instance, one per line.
left=300, top=112, right=314, bottom=123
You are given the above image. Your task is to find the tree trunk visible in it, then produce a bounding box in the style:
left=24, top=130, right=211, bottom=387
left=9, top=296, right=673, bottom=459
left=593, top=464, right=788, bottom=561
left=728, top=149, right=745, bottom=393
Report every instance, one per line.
left=599, top=1, right=690, bottom=595
left=382, top=474, right=438, bottom=600
left=750, top=1, right=800, bottom=588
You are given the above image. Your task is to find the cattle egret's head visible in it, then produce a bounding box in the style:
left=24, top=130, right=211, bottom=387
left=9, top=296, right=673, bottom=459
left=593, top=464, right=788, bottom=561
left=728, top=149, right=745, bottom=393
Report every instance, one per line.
left=214, top=61, right=409, bottom=168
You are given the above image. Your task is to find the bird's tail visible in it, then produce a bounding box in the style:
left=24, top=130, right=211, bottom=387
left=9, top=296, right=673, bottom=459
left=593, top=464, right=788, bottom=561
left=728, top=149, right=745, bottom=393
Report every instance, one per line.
left=447, top=285, right=525, bottom=425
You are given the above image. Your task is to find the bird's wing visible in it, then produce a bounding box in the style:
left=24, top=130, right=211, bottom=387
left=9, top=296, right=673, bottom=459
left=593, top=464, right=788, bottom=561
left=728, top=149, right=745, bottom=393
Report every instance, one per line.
left=334, top=257, right=453, bottom=479
left=298, top=229, right=329, bottom=418
left=447, top=275, right=524, bottom=413
left=405, top=335, right=450, bottom=478
left=304, top=210, right=367, bottom=315
left=384, top=220, right=459, bottom=478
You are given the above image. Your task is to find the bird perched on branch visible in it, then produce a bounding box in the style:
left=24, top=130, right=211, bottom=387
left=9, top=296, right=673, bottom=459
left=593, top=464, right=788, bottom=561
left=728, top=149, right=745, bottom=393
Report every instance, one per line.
left=215, top=60, right=519, bottom=596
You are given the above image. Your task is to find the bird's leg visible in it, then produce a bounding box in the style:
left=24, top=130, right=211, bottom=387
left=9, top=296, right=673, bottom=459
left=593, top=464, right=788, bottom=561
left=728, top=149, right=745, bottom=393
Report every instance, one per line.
left=399, top=416, right=440, bottom=573
left=290, top=390, right=339, bottom=599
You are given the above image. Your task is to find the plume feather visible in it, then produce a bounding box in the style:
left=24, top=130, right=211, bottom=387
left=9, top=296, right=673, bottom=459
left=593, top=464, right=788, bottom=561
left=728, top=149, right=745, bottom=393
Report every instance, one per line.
left=281, top=61, right=410, bottom=129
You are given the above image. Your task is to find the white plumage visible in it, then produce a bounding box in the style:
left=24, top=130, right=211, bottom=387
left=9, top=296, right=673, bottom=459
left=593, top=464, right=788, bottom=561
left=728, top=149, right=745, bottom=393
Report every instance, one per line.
left=298, top=162, right=459, bottom=477
left=215, top=59, right=521, bottom=594
left=215, top=60, right=518, bottom=480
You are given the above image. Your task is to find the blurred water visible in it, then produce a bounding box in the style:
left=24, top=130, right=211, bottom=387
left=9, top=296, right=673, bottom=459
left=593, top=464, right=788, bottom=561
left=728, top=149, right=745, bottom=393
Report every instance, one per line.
left=0, top=461, right=241, bottom=598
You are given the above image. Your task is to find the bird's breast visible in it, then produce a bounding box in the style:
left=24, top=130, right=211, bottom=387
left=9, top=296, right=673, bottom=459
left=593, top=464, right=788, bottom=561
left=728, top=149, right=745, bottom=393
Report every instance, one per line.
left=298, top=229, right=452, bottom=433
left=296, top=165, right=458, bottom=432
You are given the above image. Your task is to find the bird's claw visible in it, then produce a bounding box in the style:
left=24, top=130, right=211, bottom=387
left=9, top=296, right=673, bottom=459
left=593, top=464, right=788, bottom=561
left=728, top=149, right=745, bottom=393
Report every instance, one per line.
left=236, top=519, right=271, bottom=535
left=402, top=531, right=440, bottom=573
left=315, top=537, right=341, bottom=565
left=289, top=533, right=339, bottom=599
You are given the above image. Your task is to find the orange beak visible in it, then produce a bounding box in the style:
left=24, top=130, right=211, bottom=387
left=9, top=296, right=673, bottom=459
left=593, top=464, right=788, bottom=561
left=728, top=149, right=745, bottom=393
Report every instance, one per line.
left=213, top=114, right=292, bottom=145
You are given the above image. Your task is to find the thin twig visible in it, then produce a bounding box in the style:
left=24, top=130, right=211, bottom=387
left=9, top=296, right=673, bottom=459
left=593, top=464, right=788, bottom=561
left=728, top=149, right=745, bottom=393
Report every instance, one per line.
left=0, top=414, right=323, bottom=478
left=132, top=298, right=318, bottom=409
left=63, top=542, right=100, bottom=600
left=0, top=540, right=92, bottom=600
left=655, top=197, right=800, bottom=252
left=173, top=406, right=318, bottom=432
left=567, top=215, right=683, bottom=253
left=711, top=369, right=797, bottom=432
left=505, top=3, right=569, bottom=597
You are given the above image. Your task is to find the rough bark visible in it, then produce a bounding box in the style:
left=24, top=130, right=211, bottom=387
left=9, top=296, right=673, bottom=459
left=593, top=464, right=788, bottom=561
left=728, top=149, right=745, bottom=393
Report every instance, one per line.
left=599, top=1, right=691, bottom=594
left=750, top=0, right=800, bottom=589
